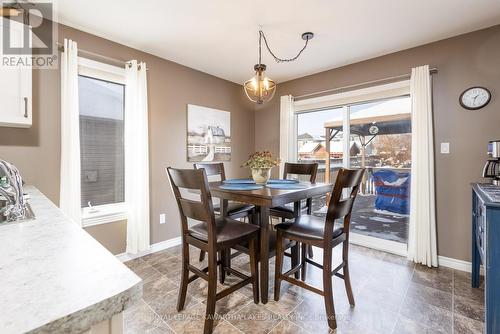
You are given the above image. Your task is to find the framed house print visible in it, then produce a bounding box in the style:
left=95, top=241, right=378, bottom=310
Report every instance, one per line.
left=187, top=104, right=231, bottom=162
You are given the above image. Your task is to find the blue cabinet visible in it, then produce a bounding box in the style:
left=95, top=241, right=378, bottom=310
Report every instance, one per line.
left=472, top=184, right=500, bottom=333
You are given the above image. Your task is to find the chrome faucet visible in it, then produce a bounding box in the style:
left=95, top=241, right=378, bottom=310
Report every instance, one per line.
left=0, top=159, right=26, bottom=221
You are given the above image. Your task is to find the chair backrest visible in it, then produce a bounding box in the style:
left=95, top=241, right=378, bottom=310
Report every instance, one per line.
left=283, top=162, right=318, bottom=183
left=166, top=167, right=217, bottom=243
left=193, top=162, right=226, bottom=181
left=325, top=168, right=365, bottom=238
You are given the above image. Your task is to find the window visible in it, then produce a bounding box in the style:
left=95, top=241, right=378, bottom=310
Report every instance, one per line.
left=78, top=58, right=127, bottom=226
left=297, top=107, right=343, bottom=165
left=293, top=81, right=411, bottom=255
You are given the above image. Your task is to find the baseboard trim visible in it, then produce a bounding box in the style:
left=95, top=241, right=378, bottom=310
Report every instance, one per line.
left=116, top=236, right=182, bottom=262
left=116, top=235, right=482, bottom=275
left=438, top=255, right=484, bottom=274
left=348, top=234, right=483, bottom=274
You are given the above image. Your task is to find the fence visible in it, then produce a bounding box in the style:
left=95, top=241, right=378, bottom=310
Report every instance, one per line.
left=214, top=146, right=231, bottom=153
left=188, top=145, right=208, bottom=154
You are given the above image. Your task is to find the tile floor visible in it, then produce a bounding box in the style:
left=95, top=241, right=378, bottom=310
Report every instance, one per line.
left=124, top=244, right=485, bottom=334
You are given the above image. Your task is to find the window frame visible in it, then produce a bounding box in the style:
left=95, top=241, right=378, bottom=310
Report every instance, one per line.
left=78, top=57, right=127, bottom=227
left=291, top=81, right=412, bottom=255
left=292, top=80, right=411, bottom=164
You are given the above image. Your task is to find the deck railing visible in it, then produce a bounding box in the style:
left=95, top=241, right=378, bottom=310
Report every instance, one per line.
left=297, top=159, right=410, bottom=195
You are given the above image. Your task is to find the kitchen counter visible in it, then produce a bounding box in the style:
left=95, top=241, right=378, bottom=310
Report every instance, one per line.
left=471, top=183, right=500, bottom=333
left=0, top=186, right=142, bottom=333
left=472, top=183, right=500, bottom=207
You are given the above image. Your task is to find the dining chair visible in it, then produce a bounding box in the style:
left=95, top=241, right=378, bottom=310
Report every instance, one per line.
left=270, top=162, right=318, bottom=258
left=194, top=163, right=255, bottom=263
left=274, top=168, right=365, bottom=330
left=166, top=167, right=260, bottom=334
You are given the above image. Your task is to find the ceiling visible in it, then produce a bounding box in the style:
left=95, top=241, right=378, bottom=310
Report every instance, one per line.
left=52, top=0, right=500, bottom=84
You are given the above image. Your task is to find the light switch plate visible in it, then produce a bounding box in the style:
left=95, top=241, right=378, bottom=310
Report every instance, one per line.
left=440, top=142, right=450, bottom=154
left=160, top=213, right=166, bottom=224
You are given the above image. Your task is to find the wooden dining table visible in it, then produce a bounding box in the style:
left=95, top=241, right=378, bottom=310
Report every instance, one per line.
left=209, top=181, right=333, bottom=304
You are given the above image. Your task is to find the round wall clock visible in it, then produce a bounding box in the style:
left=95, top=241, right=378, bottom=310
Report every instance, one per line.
left=368, top=125, right=379, bottom=135
left=459, top=87, right=491, bottom=110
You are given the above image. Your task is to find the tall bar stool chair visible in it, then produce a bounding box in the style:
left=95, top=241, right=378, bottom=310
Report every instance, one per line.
left=166, top=167, right=260, bottom=334
left=270, top=162, right=318, bottom=258
left=274, top=168, right=364, bottom=330
left=194, top=163, right=255, bottom=263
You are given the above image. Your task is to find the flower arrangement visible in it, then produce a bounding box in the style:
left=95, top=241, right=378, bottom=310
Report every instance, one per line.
left=242, top=151, right=280, bottom=169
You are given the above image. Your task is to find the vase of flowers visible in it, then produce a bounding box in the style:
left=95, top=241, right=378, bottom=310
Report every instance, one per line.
left=242, top=151, right=280, bottom=185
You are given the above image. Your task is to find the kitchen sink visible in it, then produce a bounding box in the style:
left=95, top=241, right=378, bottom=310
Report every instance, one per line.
left=0, top=198, right=35, bottom=224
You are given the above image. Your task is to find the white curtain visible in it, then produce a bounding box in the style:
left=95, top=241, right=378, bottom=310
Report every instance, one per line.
left=60, top=39, right=81, bottom=226
left=125, top=60, right=150, bottom=254
left=407, top=65, right=438, bottom=267
left=279, top=95, right=295, bottom=177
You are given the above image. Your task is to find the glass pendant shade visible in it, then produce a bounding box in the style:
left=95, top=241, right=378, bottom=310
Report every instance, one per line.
left=244, top=64, right=276, bottom=104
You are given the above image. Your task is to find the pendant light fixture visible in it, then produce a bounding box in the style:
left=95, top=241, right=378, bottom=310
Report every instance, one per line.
left=244, top=30, right=314, bottom=104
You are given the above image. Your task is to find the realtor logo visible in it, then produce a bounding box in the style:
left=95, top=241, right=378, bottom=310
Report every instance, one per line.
left=1, top=0, right=58, bottom=68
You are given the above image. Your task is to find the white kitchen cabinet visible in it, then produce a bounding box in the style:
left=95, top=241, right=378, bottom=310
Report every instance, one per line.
left=0, top=18, right=32, bottom=128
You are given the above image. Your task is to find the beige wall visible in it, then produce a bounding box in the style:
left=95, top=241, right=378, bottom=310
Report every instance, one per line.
left=255, top=25, right=500, bottom=262
left=2, top=21, right=499, bottom=262
left=0, top=23, right=255, bottom=247
left=84, top=221, right=127, bottom=255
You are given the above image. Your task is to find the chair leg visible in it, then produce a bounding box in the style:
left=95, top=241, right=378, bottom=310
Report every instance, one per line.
left=204, top=249, right=218, bottom=334
left=177, top=241, right=189, bottom=311
left=343, top=240, right=355, bottom=306
left=248, top=238, right=260, bottom=304
left=225, top=249, right=232, bottom=277
left=218, top=250, right=226, bottom=284
left=199, top=250, right=206, bottom=262
left=304, top=199, right=314, bottom=259
left=301, top=242, right=307, bottom=281
left=251, top=213, right=259, bottom=225
left=274, top=230, right=284, bottom=301
left=306, top=198, right=312, bottom=215
left=251, top=213, right=258, bottom=225
left=307, top=245, right=314, bottom=259
left=322, top=247, right=337, bottom=330
left=291, top=242, right=300, bottom=279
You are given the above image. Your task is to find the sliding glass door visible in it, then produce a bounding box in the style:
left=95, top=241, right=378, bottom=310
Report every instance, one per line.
left=295, top=95, right=411, bottom=252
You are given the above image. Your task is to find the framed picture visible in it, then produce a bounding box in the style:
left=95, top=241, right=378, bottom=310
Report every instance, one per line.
left=187, top=104, right=231, bottom=162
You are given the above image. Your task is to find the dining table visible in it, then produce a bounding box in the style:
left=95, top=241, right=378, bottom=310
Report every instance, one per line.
left=209, top=180, right=333, bottom=304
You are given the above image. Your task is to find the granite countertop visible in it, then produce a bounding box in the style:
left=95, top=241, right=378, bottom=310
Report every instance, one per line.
left=0, top=186, right=142, bottom=333
left=473, top=182, right=500, bottom=208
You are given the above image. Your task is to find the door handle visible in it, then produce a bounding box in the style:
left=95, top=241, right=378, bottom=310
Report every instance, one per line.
left=23, top=97, right=28, bottom=118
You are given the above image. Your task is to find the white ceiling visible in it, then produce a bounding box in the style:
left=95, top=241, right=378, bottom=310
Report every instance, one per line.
left=52, top=0, right=500, bottom=84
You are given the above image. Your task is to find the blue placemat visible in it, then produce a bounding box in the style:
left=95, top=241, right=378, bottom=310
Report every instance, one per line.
left=219, top=184, right=263, bottom=191
left=267, top=179, right=299, bottom=184
left=223, top=178, right=256, bottom=184
left=224, top=178, right=300, bottom=184
left=265, top=183, right=307, bottom=190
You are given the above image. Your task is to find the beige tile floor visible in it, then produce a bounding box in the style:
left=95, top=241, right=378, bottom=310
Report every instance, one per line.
left=124, top=244, right=485, bottom=334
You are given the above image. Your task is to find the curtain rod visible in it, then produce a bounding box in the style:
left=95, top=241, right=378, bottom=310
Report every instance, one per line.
left=294, top=67, right=437, bottom=100
left=56, top=42, right=147, bottom=70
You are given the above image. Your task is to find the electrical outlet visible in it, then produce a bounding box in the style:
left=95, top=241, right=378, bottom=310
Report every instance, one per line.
left=440, top=142, right=450, bottom=154
left=160, top=213, right=166, bottom=224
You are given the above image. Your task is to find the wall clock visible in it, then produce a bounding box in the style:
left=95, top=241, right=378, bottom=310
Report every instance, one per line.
left=368, top=125, right=379, bottom=135
left=459, top=86, right=491, bottom=110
